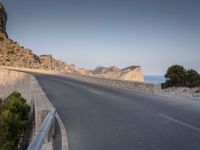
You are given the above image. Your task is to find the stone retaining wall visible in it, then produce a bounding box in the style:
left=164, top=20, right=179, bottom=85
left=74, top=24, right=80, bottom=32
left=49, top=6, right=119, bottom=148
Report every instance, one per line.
left=0, top=68, right=32, bottom=103
left=0, top=68, right=54, bottom=150
left=64, top=73, right=162, bottom=95
left=0, top=67, right=162, bottom=95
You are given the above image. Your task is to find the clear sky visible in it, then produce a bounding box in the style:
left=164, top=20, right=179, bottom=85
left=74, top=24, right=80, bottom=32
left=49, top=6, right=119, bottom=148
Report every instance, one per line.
left=1, top=0, right=200, bottom=75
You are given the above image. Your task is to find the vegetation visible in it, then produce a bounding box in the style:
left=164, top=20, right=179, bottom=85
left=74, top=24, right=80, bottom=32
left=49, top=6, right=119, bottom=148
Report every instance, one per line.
left=0, top=36, right=4, bottom=41
left=0, top=33, right=5, bottom=41
left=162, top=65, right=200, bottom=88
left=0, top=92, right=30, bottom=150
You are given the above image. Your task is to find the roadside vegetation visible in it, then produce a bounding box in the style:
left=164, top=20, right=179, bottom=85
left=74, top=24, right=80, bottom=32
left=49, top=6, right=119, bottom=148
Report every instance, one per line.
left=162, top=65, right=200, bottom=89
left=0, top=92, right=30, bottom=150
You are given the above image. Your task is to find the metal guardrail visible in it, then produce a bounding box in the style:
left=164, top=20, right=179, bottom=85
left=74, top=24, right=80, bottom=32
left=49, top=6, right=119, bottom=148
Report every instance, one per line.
left=28, top=108, right=56, bottom=150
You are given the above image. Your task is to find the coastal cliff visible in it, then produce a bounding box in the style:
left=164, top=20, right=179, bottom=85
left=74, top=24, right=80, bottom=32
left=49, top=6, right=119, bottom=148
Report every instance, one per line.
left=92, top=66, right=144, bottom=82
left=0, top=3, right=144, bottom=82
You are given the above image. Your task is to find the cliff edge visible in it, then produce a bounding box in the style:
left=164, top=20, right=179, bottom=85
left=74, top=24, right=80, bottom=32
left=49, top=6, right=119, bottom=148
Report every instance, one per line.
left=0, top=3, right=144, bottom=82
left=0, top=3, right=75, bottom=72
left=92, top=65, right=144, bottom=82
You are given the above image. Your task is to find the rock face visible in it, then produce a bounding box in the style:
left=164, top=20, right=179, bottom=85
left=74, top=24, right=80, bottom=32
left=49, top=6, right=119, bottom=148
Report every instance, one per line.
left=92, top=65, right=144, bottom=82
left=92, top=66, right=120, bottom=78
left=0, top=3, right=144, bottom=81
left=0, top=3, right=7, bottom=36
left=0, top=3, right=75, bottom=72
left=0, top=32, right=75, bottom=72
left=119, top=66, right=144, bottom=82
left=39, top=55, right=75, bottom=72
left=76, top=68, right=91, bottom=75
left=0, top=32, right=41, bottom=68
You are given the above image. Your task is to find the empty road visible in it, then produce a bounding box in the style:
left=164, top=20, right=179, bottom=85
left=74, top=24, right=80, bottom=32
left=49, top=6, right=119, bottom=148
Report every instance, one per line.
left=34, top=73, right=200, bottom=150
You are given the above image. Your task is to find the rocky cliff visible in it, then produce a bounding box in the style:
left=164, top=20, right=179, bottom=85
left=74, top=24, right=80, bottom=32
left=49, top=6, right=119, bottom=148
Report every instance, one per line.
left=0, top=3, right=144, bottom=82
left=39, top=55, right=75, bottom=72
left=76, top=68, right=91, bottom=75
left=0, top=32, right=75, bottom=72
left=0, top=3, right=75, bottom=72
left=0, top=32, right=41, bottom=68
left=92, top=65, right=144, bottom=82
left=0, top=3, right=7, bottom=36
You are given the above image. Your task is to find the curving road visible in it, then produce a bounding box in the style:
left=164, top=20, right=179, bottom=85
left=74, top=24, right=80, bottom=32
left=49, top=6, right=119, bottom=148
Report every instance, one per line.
left=34, top=73, right=200, bottom=150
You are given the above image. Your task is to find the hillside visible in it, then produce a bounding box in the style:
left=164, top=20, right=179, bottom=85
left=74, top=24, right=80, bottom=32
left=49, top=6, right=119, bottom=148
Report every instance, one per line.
left=0, top=3, right=144, bottom=82
left=0, top=3, right=75, bottom=72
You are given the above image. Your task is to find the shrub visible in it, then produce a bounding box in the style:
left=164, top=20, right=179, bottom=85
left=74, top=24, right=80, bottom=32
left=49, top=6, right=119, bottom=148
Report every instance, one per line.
left=0, top=92, right=30, bottom=150
left=185, top=69, right=200, bottom=87
left=0, top=141, right=16, bottom=150
left=162, top=65, right=200, bottom=88
left=0, top=36, right=4, bottom=41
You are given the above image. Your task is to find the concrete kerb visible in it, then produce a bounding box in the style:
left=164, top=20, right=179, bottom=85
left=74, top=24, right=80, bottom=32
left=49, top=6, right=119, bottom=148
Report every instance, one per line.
left=0, top=68, right=69, bottom=150
left=30, top=75, right=69, bottom=150
left=61, top=73, right=162, bottom=96
left=56, top=113, right=69, bottom=150
left=0, top=66, right=162, bottom=96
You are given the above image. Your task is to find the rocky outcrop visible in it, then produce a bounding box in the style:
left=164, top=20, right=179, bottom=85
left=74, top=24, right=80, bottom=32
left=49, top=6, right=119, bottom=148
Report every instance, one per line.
left=0, top=32, right=75, bottom=72
left=0, top=32, right=41, bottom=68
left=92, top=66, right=120, bottom=78
left=0, top=3, right=7, bottom=36
left=0, top=3, right=145, bottom=81
left=0, top=3, right=76, bottom=72
left=92, top=65, right=144, bottom=82
left=119, top=66, right=144, bottom=82
left=76, top=68, right=91, bottom=75
left=39, top=55, right=75, bottom=72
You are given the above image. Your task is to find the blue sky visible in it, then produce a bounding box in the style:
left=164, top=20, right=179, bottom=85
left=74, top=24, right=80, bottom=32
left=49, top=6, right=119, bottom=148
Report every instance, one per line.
left=1, top=0, right=200, bottom=75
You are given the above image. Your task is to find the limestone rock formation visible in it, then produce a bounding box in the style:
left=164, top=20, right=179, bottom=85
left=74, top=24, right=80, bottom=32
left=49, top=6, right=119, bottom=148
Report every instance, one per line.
left=0, top=3, right=7, bottom=36
left=39, top=55, right=75, bottom=72
left=0, top=32, right=75, bottom=72
left=119, top=66, right=144, bottom=82
left=0, top=3, right=144, bottom=81
left=92, top=65, right=144, bottom=82
left=76, top=68, right=91, bottom=75
left=92, top=66, right=120, bottom=78
left=0, top=32, right=41, bottom=68
left=0, top=3, right=76, bottom=72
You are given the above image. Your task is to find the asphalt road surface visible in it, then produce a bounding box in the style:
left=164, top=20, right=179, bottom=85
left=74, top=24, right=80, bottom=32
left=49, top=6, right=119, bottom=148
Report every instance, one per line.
left=34, top=73, right=200, bottom=150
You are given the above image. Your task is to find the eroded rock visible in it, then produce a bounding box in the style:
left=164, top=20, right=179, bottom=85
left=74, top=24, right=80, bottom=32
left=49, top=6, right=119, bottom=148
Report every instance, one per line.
left=92, top=65, right=144, bottom=82
left=0, top=3, right=7, bottom=36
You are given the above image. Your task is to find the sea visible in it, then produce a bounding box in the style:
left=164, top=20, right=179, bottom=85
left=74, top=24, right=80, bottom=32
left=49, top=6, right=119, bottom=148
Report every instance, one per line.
left=144, top=75, right=166, bottom=84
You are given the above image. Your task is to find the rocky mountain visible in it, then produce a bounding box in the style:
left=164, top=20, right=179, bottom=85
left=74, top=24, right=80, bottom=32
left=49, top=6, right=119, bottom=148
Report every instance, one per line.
left=92, top=65, right=144, bottom=82
left=0, top=3, right=75, bottom=72
left=0, top=3, right=144, bottom=82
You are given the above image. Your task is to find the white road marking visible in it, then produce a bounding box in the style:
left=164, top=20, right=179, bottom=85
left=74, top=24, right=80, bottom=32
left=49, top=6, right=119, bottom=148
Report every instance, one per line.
left=87, top=88, right=103, bottom=95
left=63, top=80, right=75, bottom=86
left=63, top=80, right=103, bottom=95
left=56, top=113, right=69, bottom=150
left=52, top=78, right=103, bottom=95
left=159, top=114, right=200, bottom=132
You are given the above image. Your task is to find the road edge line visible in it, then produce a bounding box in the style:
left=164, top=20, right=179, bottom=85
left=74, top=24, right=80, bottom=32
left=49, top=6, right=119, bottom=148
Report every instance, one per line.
left=56, top=113, right=69, bottom=150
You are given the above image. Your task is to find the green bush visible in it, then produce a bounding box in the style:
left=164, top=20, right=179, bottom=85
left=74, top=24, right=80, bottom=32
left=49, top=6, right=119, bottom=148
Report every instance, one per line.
left=0, top=141, right=16, bottom=150
left=0, top=92, right=30, bottom=150
left=0, top=36, right=4, bottom=41
left=162, top=65, right=200, bottom=88
left=185, top=69, right=200, bottom=87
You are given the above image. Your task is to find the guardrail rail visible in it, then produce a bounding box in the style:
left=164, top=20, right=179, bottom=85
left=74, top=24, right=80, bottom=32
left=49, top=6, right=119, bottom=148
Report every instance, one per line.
left=28, top=108, right=56, bottom=150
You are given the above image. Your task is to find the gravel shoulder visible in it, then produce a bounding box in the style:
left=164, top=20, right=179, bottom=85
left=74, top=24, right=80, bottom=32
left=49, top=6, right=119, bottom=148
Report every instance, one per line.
left=162, top=87, right=200, bottom=100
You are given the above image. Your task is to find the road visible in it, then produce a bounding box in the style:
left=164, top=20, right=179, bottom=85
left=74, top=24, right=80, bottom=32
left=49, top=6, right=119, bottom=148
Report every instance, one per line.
left=34, top=73, right=200, bottom=150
